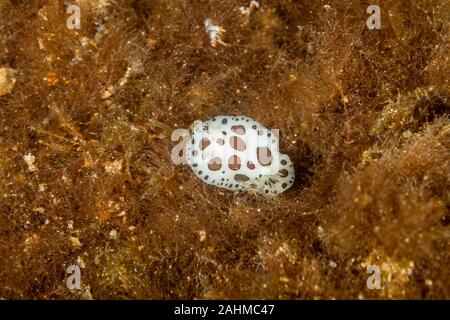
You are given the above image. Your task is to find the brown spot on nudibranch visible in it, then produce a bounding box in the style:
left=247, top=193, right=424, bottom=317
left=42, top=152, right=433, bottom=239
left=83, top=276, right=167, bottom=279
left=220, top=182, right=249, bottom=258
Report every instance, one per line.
left=247, top=161, right=255, bottom=170
left=228, top=155, right=241, bottom=170
left=282, top=183, right=288, bottom=188
left=281, top=159, right=287, bottom=165
left=229, top=136, right=246, bottom=151
left=200, top=138, right=210, bottom=150
left=222, top=118, right=227, bottom=124
left=279, top=169, right=289, bottom=177
left=208, top=157, right=222, bottom=171
left=257, top=147, right=272, bottom=166
left=217, top=138, right=225, bottom=145
left=231, top=125, right=245, bottom=135
left=234, top=174, right=249, bottom=182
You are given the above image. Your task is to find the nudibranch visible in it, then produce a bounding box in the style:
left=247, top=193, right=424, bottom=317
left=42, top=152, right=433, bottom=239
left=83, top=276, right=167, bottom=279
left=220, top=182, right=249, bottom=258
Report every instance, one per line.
left=185, top=116, right=295, bottom=196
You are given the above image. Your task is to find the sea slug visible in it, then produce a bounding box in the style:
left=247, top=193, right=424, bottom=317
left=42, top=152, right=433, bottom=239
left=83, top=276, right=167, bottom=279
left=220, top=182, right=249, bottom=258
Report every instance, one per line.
left=185, top=115, right=295, bottom=196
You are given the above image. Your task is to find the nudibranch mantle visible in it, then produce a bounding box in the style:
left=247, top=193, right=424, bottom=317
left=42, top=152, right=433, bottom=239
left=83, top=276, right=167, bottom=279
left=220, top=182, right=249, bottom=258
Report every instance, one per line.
left=185, top=115, right=295, bottom=196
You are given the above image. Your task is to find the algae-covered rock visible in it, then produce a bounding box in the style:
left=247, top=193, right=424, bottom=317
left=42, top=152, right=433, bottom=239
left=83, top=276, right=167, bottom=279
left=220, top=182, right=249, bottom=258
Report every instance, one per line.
left=0, top=67, right=16, bottom=97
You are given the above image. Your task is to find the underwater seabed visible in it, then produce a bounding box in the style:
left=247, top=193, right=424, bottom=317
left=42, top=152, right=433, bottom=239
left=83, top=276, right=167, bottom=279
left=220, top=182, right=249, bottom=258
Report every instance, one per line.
left=0, top=0, right=448, bottom=299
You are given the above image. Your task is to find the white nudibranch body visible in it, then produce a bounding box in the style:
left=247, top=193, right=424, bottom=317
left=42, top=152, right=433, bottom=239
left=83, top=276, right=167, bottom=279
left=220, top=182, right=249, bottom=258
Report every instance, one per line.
left=185, top=115, right=295, bottom=196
